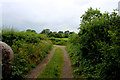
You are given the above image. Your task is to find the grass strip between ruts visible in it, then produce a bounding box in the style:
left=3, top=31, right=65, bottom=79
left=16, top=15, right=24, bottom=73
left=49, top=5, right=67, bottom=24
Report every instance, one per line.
left=37, top=47, right=64, bottom=78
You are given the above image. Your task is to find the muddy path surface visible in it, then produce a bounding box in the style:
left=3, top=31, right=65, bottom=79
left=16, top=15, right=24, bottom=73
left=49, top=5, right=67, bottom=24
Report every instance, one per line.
left=25, top=47, right=56, bottom=78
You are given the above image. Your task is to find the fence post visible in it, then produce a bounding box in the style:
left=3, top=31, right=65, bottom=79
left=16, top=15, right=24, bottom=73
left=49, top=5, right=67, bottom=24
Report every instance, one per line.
left=0, top=41, right=14, bottom=79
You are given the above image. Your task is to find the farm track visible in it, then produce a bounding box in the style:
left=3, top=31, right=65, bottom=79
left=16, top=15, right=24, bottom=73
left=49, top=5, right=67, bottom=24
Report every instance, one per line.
left=25, top=47, right=56, bottom=78
left=61, top=47, right=73, bottom=78
left=25, top=45, right=73, bottom=78
left=54, top=45, right=73, bottom=78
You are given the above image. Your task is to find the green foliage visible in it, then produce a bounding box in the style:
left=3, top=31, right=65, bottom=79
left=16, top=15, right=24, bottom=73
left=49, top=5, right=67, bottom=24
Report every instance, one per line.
left=58, top=31, right=63, bottom=34
left=41, top=29, right=51, bottom=35
left=2, top=28, right=52, bottom=78
left=40, top=29, right=75, bottom=38
left=38, top=47, right=64, bottom=78
left=80, top=7, right=102, bottom=24
left=67, top=8, right=120, bottom=80
left=64, top=30, right=70, bottom=38
left=49, top=37, right=68, bottom=45
left=26, top=29, right=37, bottom=33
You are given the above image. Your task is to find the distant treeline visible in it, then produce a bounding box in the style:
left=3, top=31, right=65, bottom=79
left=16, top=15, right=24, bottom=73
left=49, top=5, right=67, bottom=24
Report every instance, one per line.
left=26, top=29, right=76, bottom=38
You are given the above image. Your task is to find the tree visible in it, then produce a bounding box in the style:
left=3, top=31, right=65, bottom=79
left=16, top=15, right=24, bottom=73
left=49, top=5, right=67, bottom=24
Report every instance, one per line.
left=64, top=30, right=70, bottom=38
left=26, top=29, right=36, bottom=33
left=31, top=30, right=36, bottom=33
left=57, top=33, right=62, bottom=38
left=58, top=31, right=63, bottom=34
left=26, top=29, right=31, bottom=32
left=41, top=29, right=50, bottom=35
left=70, top=32, right=75, bottom=35
left=80, top=7, right=102, bottom=25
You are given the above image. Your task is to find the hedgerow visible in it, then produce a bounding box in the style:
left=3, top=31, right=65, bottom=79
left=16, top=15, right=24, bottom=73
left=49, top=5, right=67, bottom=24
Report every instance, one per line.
left=2, top=28, right=52, bottom=78
left=67, top=8, right=120, bottom=80
left=49, top=37, right=68, bottom=45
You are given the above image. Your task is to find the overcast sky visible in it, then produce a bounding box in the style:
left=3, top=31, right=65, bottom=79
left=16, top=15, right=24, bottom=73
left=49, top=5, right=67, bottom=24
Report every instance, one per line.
left=1, top=0, right=120, bottom=33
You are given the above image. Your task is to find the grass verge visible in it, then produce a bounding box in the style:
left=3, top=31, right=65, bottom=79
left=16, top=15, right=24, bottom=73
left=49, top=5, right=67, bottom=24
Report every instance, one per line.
left=55, top=38, right=68, bottom=41
left=37, top=47, right=64, bottom=78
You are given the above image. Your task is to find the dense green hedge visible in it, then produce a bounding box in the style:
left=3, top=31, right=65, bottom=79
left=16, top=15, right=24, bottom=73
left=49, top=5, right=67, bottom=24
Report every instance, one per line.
left=2, top=28, right=52, bottom=78
left=49, top=37, right=68, bottom=45
left=67, top=8, right=120, bottom=80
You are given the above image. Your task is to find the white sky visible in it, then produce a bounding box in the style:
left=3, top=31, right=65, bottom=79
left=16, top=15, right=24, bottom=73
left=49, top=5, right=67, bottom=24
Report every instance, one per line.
left=1, top=0, right=120, bottom=33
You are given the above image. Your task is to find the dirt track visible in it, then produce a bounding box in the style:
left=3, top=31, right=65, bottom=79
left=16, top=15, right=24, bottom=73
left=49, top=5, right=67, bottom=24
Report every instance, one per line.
left=25, top=45, right=73, bottom=78
left=61, top=47, right=73, bottom=78
left=54, top=45, right=73, bottom=78
left=25, top=47, right=56, bottom=78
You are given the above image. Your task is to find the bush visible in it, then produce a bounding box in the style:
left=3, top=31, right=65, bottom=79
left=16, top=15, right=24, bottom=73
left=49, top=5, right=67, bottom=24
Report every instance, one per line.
left=2, top=28, right=52, bottom=78
left=67, top=8, right=120, bottom=80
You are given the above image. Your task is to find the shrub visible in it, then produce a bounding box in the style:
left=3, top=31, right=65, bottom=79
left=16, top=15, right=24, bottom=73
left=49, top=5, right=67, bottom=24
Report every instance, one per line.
left=2, top=28, right=52, bottom=78
left=67, top=8, right=120, bottom=80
